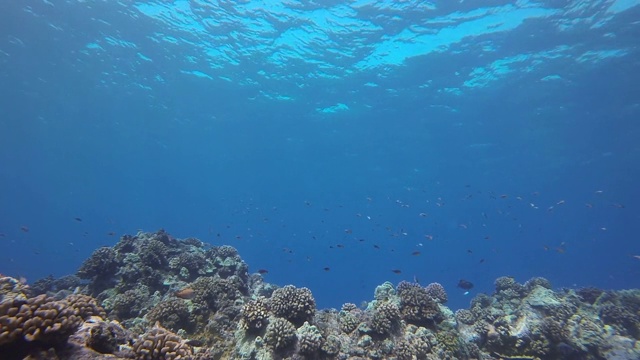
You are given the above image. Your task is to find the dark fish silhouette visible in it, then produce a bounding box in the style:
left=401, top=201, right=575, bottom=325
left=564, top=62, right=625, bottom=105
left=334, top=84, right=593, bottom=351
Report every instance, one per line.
left=257, top=269, right=269, bottom=274
left=457, top=279, right=474, bottom=290
left=185, top=339, right=204, bottom=347
left=74, top=217, right=83, bottom=222
left=323, top=267, right=330, bottom=271
left=391, top=269, right=402, bottom=274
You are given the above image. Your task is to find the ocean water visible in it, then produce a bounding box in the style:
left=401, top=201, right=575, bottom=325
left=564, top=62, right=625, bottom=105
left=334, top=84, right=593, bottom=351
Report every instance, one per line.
left=0, top=0, right=638, bottom=312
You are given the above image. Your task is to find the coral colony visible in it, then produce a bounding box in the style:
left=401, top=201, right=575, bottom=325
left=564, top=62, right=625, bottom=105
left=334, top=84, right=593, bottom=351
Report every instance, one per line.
left=1, top=230, right=639, bottom=360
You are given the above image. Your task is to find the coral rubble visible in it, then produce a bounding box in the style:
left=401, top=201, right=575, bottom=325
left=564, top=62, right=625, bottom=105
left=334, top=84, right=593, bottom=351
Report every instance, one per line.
left=2, top=229, right=639, bottom=360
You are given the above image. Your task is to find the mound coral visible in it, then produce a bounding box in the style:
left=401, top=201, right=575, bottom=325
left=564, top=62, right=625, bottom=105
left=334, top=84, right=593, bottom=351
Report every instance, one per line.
left=264, top=316, right=296, bottom=351
left=371, top=301, right=401, bottom=335
left=398, top=286, right=442, bottom=325
left=146, top=299, right=194, bottom=333
left=425, top=282, right=448, bottom=304
left=240, top=296, right=269, bottom=332
left=0, top=293, right=106, bottom=348
left=296, top=321, right=323, bottom=354
left=133, top=323, right=192, bottom=360
left=269, top=285, right=316, bottom=326
left=77, top=247, right=119, bottom=280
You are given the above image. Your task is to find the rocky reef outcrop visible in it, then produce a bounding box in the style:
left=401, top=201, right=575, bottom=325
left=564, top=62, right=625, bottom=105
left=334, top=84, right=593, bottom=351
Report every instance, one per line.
left=2, top=230, right=639, bottom=360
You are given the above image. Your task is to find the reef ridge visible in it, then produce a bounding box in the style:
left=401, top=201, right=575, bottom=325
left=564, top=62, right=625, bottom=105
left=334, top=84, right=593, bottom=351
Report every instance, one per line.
left=2, top=229, right=639, bottom=360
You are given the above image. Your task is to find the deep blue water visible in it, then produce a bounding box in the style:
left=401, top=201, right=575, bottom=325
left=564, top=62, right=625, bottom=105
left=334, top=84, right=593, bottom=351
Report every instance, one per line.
left=1, top=0, right=639, bottom=311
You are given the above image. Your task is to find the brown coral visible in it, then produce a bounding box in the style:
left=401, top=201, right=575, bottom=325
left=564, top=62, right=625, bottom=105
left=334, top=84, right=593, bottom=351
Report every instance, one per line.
left=269, top=285, right=316, bottom=326
left=146, top=299, right=193, bottom=333
left=133, top=323, right=192, bottom=360
left=241, top=296, right=269, bottom=332
left=296, top=321, right=323, bottom=354
left=77, top=247, right=119, bottom=280
left=425, top=282, right=448, bottom=304
left=0, top=293, right=106, bottom=347
left=399, top=286, right=441, bottom=325
left=371, top=302, right=401, bottom=335
left=264, top=316, right=296, bottom=351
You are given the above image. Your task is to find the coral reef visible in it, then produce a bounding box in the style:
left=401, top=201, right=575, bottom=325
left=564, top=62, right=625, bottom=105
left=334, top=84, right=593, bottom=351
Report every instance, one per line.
left=12, top=229, right=640, bottom=360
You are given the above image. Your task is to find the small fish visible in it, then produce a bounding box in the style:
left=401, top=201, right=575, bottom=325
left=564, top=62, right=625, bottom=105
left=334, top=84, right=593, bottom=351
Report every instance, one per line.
left=336, top=244, right=345, bottom=248
left=391, top=269, right=402, bottom=274
left=257, top=269, right=269, bottom=274
left=175, top=287, right=196, bottom=299
left=467, top=249, right=473, bottom=254
left=411, top=251, right=421, bottom=256
left=479, top=258, right=485, bottom=263
left=107, top=232, right=115, bottom=236
left=323, top=267, right=330, bottom=271
left=632, top=255, right=640, bottom=260
left=373, top=244, right=380, bottom=249
left=74, top=217, right=83, bottom=222
left=20, top=226, right=29, bottom=232
left=185, top=339, right=204, bottom=347
left=457, top=279, right=474, bottom=290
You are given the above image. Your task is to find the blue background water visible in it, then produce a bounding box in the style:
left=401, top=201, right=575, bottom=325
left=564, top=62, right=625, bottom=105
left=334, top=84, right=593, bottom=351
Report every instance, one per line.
left=1, top=0, right=639, bottom=311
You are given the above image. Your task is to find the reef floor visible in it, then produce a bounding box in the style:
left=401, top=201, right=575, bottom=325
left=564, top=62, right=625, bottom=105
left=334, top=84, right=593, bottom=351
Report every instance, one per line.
left=1, top=230, right=639, bottom=360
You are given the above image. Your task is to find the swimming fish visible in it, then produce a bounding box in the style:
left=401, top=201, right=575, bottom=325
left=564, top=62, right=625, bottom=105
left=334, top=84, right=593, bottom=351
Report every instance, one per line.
left=175, top=287, right=196, bottom=299
left=257, top=269, right=269, bottom=274
left=457, top=279, right=474, bottom=290
left=391, top=269, right=402, bottom=274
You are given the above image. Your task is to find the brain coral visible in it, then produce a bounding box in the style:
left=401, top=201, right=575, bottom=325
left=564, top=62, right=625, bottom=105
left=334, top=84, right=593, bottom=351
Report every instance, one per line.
left=399, top=286, right=441, bottom=325
left=269, top=285, right=316, bottom=326
left=133, top=323, right=192, bottom=360
left=264, top=316, right=296, bottom=351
